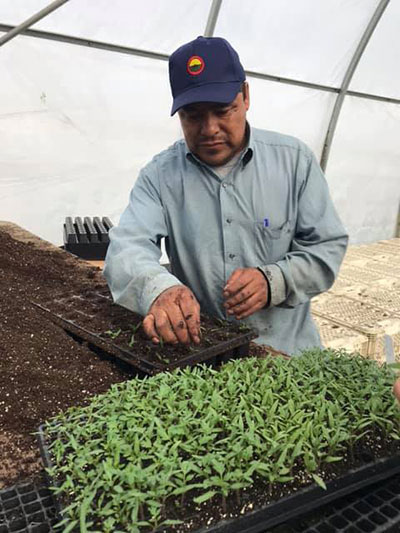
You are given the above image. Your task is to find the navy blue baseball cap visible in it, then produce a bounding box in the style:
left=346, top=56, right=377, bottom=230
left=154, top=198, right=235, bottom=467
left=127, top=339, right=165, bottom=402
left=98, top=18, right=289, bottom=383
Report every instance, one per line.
left=169, top=36, right=246, bottom=116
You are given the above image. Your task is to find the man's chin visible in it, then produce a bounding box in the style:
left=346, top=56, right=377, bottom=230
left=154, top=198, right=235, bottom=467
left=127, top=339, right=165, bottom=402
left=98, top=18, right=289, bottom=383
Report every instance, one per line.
left=196, top=148, right=232, bottom=167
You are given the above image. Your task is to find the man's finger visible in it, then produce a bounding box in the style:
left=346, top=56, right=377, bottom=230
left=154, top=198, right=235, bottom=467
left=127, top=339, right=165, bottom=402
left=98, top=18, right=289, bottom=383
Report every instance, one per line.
left=227, top=292, right=260, bottom=316
left=168, top=307, right=191, bottom=344
left=235, top=306, right=260, bottom=319
left=224, top=284, right=254, bottom=309
left=180, top=298, right=201, bottom=343
left=223, top=268, right=246, bottom=295
left=166, top=288, right=199, bottom=343
left=225, top=268, right=244, bottom=286
left=142, top=314, right=159, bottom=343
left=236, top=298, right=265, bottom=319
left=145, top=285, right=202, bottom=345
left=153, top=311, right=180, bottom=344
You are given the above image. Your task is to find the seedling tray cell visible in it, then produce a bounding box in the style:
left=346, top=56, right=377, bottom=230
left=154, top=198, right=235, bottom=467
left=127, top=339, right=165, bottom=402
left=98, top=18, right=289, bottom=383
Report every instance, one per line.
left=32, top=287, right=257, bottom=376
left=0, top=479, right=57, bottom=533
left=37, top=423, right=400, bottom=533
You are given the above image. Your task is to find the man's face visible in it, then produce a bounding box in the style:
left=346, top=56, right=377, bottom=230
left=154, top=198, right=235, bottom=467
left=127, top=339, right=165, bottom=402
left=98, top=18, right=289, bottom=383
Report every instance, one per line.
left=178, top=83, right=250, bottom=166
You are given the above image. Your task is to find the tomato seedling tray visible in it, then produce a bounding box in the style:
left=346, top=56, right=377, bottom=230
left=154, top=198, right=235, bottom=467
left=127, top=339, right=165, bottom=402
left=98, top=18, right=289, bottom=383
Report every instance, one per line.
left=3, top=471, right=400, bottom=533
left=37, top=423, right=400, bottom=533
left=32, top=288, right=257, bottom=376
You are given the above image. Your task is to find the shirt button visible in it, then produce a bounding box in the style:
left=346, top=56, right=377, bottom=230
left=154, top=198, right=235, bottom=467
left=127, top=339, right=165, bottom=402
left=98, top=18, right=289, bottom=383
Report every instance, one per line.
left=222, top=183, right=227, bottom=188
left=226, top=218, right=232, bottom=224
left=229, top=253, right=235, bottom=259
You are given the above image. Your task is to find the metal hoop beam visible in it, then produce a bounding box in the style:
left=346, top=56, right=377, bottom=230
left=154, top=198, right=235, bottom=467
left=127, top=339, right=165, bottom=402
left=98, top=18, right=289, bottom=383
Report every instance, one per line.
left=0, top=24, right=169, bottom=61
left=204, top=0, right=223, bottom=37
left=320, top=0, right=390, bottom=171
left=0, top=0, right=69, bottom=47
left=246, top=68, right=400, bottom=104
left=1, top=13, right=398, bottom=108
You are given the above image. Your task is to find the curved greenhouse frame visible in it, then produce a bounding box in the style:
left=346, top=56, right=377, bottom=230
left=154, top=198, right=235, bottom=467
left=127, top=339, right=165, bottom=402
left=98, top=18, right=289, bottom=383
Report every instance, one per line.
left=1, top=0, right=399, bottom=244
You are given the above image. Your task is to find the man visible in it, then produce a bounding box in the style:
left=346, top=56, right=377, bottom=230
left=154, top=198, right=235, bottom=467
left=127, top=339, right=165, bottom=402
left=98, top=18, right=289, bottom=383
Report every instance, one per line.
left=104, top=36, right=348, bottom=355
left=394, top=379, right=400, bottom=402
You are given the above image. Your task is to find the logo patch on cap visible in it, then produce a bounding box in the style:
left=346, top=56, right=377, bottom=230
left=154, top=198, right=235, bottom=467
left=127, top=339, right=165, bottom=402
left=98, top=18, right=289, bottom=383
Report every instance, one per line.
left=187, top=55, right=205, bottom=76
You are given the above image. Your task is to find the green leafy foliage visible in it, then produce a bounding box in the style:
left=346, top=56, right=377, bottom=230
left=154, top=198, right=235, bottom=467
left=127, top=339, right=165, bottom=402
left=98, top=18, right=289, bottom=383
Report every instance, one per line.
left=104, top=328, right=122, bottom=340
left=45, top=349, right=400, bottom=531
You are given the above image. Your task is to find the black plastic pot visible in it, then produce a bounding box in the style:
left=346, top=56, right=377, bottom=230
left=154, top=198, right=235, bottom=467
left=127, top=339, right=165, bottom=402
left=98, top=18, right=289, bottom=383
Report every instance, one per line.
left=37, top=423, right=400, bottom=533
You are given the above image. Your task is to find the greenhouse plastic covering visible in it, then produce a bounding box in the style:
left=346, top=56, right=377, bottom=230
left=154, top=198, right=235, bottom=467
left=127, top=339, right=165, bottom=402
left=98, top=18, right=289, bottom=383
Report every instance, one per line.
left=0, top=0, right=399, bottom=245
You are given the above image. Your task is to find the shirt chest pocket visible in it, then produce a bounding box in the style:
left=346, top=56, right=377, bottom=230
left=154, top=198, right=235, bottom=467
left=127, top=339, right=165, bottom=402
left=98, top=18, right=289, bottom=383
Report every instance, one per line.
left=254, top=219, right=293, bottom=262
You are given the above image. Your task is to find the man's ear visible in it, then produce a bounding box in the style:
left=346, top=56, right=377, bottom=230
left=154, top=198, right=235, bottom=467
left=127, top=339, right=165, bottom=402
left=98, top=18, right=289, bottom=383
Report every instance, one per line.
left=242, top=82, right=250, bottom=111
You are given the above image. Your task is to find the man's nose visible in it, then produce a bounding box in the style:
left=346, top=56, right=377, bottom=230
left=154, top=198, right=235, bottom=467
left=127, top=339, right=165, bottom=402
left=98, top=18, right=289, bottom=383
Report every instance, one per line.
left=200, top=112, right=219, bottom=136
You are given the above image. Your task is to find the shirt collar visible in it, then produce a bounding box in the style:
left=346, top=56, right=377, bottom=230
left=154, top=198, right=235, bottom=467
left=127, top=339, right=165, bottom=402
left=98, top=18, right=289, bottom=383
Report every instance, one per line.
left=185, top=122, right=254, bottom=168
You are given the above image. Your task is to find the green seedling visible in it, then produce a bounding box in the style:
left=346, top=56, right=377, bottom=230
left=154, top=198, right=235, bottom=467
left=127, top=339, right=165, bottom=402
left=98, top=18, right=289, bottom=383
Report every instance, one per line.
left=128, top=334, right=135, bottom=348
left=104, top=328, right=121, bottom=340
left=215, top=318, right=230, bottom=327
left=388, top=362, right=400, bottom=376
left=127, top=323, right=142, bottom=348
left=45, top=349, right=400, bottom=531
left=154, top=352, right=170, bottom=365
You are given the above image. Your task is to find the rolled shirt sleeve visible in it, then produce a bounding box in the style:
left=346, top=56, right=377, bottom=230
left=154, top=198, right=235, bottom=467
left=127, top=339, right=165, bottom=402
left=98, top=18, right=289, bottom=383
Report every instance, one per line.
left=104, top=166, right=183, bottom=316
left=257, top=264, right=287, bottom=307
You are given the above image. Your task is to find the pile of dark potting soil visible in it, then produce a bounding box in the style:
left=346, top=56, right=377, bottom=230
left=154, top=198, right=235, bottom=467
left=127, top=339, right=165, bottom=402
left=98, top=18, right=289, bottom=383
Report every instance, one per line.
left=0, top=229, right=132, bottom=487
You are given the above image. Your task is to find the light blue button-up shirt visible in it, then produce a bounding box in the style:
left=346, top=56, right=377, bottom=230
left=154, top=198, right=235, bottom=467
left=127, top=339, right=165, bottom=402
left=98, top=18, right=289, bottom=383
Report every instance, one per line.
left=104, top=127, right=348, bottom=355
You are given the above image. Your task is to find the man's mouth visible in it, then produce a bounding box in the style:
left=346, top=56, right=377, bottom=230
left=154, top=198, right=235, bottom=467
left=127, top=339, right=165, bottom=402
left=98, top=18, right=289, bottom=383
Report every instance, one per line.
left=198, top=142, right=225, bottom=148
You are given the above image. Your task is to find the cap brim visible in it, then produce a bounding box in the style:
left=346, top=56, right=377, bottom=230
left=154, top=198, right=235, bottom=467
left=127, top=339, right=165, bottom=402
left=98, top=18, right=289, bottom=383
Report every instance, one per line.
left=171, top=81, right=242, bottom=116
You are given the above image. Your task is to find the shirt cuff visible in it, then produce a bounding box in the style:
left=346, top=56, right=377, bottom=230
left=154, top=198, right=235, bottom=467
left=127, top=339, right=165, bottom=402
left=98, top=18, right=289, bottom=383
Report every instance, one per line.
left=257, top=264, right=287, bottom=307
left=140, top=272, right=183, bottom=314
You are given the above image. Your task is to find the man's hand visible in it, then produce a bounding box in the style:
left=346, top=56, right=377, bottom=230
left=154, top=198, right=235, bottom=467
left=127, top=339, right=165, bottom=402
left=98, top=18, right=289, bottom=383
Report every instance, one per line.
left=143, top=285, right=201, bottom=345
left=223, top=268, right=269, bottom=320
left=394, top=379, right=400, bottom=402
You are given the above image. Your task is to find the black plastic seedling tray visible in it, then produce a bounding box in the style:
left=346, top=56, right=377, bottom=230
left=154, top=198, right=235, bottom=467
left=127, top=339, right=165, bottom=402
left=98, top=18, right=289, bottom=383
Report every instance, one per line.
left=0, top=479, right=57, bottom=533
left=196, top=454, right=400, bottom=533
left=270, top=471, right=400, bottom=533
left=3, top=472, right=400, bottom=533
left=37, top=423, right=400, bottom=533
left=32, top=288, right=257, bottom=376
left=63, top=216, right=113, bottom=259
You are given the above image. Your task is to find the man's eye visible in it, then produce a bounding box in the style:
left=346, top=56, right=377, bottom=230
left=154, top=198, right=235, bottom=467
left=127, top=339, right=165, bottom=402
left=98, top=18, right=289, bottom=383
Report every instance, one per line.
left=216, top=107, right=231, bottom=116
left=186, top=112, right=201, bottom=120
